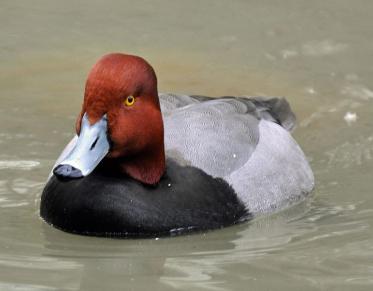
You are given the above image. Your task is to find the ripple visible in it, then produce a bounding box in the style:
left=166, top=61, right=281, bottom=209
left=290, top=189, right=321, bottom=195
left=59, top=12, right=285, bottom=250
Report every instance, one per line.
left=341, top=84, right=373, bottom=101
left=300, top=98, right=354, bottom=127
left=280, top=39, right=348, bottom=59
left=0, top=282, right=58, bottom=291
left=301, top=40, right=348, bottom=57
left=325, top=135, right=373, bottom=168
left=0, top=160, right=40, bottom=170
left=0, top=177, right=43, bottom=208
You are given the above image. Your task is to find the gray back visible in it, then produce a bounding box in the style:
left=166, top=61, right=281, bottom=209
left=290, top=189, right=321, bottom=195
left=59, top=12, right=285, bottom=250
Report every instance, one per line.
left=160, top=94, right=260, bottom=177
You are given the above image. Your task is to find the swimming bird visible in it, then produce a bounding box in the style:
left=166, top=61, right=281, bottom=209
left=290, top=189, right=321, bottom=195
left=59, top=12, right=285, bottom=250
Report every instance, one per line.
left=40, top=53, right=314, bottom=237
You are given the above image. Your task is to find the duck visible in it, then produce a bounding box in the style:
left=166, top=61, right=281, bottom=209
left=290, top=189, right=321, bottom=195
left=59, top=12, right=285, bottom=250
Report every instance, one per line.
left=40, top=53, right=314, bottom=237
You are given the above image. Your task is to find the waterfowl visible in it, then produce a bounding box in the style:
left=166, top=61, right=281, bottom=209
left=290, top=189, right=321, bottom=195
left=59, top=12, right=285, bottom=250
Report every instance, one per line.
left=40, top=53, right=314, bottom=237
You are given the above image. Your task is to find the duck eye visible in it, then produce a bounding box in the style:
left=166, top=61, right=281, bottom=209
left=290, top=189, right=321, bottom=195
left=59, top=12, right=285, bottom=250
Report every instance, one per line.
left=124, top=96, right=136, bottom=106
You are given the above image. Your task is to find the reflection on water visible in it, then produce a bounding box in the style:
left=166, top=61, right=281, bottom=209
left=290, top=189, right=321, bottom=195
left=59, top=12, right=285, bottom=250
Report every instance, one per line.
left=1, top=0, right=373, bottom=290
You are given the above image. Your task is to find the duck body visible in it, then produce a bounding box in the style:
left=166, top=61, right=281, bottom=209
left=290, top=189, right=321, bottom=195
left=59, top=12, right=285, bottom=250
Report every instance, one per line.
left=40, top=54, right=314, bottom=237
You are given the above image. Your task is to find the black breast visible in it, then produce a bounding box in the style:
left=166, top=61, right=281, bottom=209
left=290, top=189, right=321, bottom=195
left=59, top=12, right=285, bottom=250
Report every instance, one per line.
left=40, top=159, right=250, bottom=237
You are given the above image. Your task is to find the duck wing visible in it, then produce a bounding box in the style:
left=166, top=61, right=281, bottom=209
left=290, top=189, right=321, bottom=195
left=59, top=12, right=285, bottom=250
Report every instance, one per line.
left=160, top=94, right=296, bottom=178
left=160, top=93, right=314, bottom=214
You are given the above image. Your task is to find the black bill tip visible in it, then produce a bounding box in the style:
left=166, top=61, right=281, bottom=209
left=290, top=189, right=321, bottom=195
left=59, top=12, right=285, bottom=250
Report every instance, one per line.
left=53, top=164, right=83, bottom=179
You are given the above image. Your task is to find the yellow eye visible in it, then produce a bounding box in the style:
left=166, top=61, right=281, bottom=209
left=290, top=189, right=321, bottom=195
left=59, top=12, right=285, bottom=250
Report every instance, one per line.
left=124, top=95, right=136, bottom=106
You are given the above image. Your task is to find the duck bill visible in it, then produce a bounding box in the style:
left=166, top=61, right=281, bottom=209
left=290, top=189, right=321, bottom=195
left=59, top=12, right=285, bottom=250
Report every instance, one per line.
left=53, top=113, right=110, bottom=178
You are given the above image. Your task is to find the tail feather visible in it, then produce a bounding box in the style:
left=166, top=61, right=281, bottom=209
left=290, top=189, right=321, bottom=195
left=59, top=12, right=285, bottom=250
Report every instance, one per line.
left=249, top=97, right=296, bottom=131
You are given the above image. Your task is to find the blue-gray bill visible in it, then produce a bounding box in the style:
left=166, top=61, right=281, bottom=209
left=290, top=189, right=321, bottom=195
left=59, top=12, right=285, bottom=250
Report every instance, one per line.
left=53, top=113, right=110, bottom=179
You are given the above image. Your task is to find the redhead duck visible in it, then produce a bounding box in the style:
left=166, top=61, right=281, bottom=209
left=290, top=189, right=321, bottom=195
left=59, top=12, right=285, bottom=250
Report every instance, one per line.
left=40, top=53, right=314, bottom=237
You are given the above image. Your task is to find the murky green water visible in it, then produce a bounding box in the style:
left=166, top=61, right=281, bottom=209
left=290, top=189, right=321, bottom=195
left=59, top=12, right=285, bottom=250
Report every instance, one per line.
left=1, top=0, right=373, bottom=290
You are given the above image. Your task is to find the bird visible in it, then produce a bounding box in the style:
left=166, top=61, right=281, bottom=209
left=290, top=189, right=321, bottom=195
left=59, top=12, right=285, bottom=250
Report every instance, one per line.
left=40, top=53, right=314, bottom=237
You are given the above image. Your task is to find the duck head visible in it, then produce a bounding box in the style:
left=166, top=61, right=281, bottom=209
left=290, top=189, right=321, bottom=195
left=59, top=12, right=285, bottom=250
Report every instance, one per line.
left=53, top=53, right=166, bottom=185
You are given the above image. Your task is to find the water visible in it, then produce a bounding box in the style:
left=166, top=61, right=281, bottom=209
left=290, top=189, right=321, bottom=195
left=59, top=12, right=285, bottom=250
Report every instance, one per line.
left=1, top=0, right=373, bottom=290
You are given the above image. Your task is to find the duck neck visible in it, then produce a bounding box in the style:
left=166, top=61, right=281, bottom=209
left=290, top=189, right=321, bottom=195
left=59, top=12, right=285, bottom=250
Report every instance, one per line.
left=119, top=144, right=166, bottom=185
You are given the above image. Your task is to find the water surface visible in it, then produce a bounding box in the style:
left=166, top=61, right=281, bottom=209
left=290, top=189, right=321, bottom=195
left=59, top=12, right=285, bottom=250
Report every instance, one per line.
left=1, top=0, right=373, bottom=290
